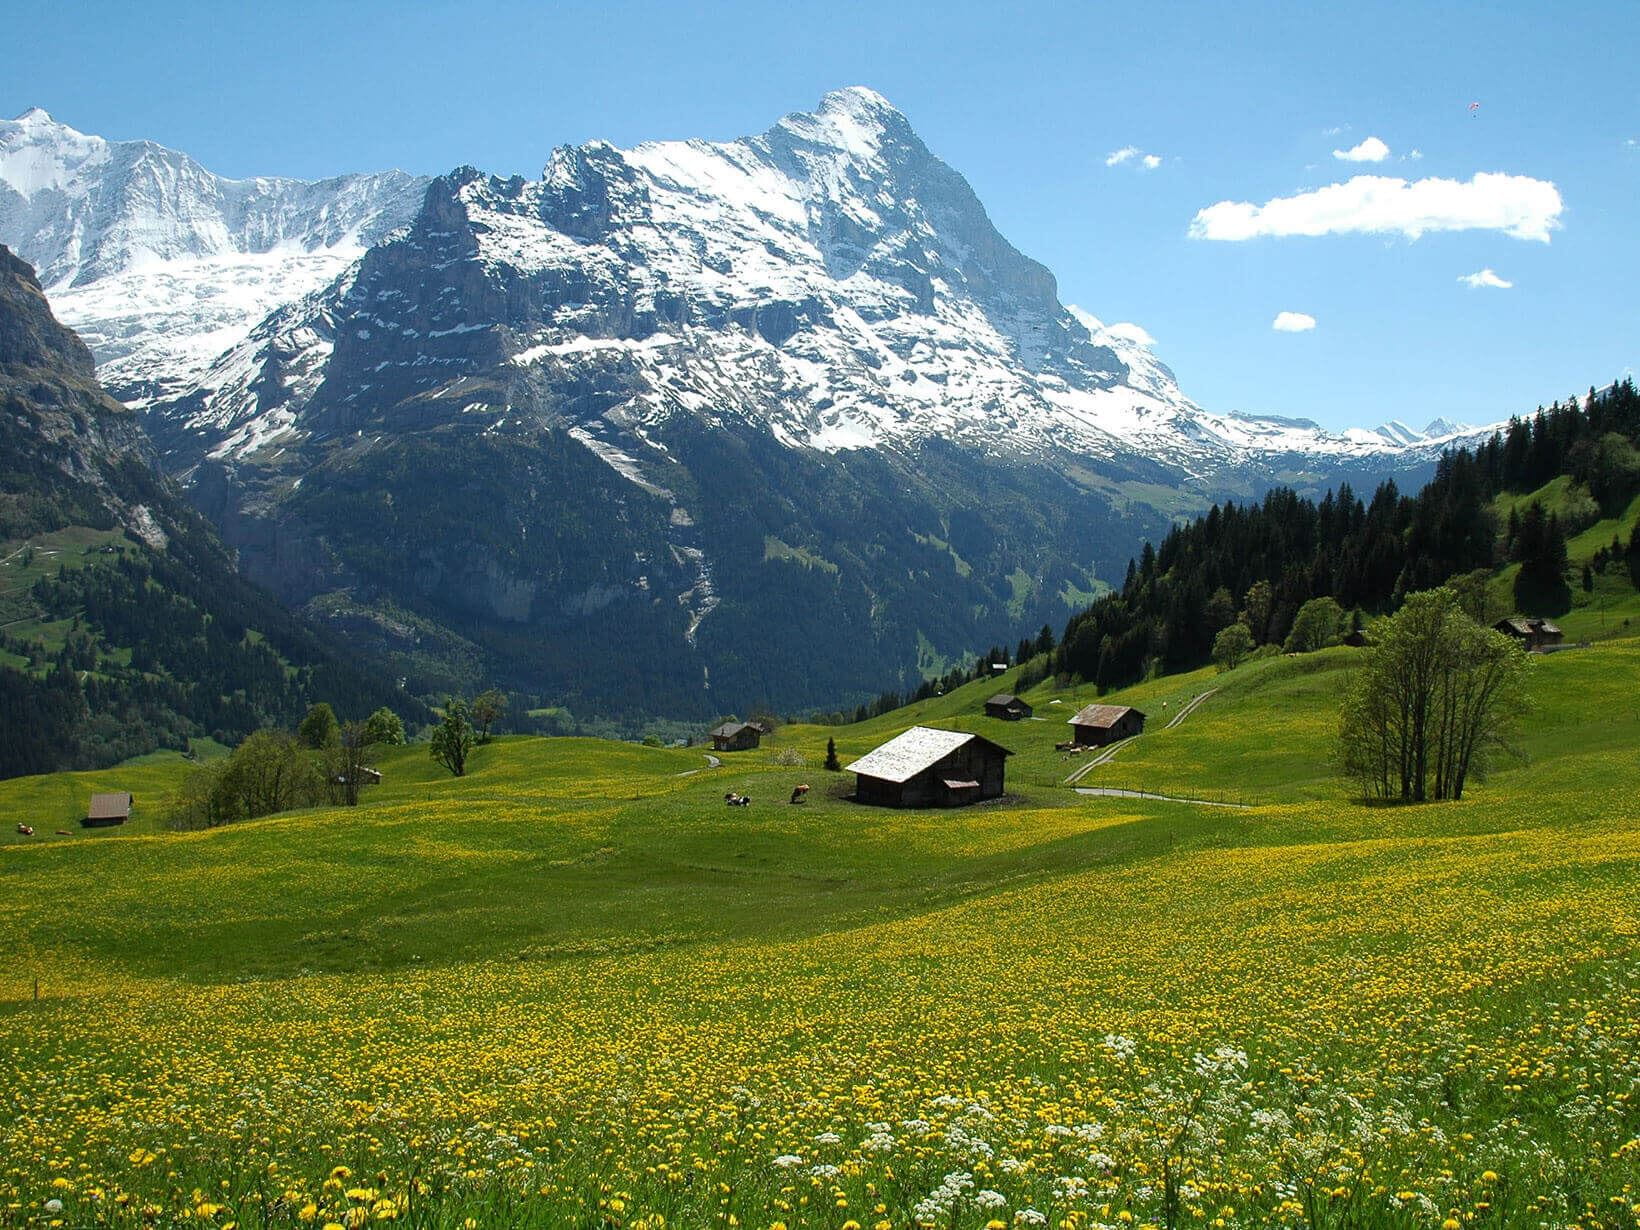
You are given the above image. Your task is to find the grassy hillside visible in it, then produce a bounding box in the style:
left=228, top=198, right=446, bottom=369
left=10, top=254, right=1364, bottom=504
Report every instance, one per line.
left=1, top=637, right=1637, bottom=1227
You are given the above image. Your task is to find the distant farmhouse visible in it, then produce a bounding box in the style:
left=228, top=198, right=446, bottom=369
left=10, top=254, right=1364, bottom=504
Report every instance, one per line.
left=846, top=726, right=1012, bottom=808
left=1067, top=703, right=1146, bottom=747
left=84, top=792, right=132, bottom=828
left=710, top=721, right=765, bottom=752
left=1494, top=616, right=1564, bottom=651
left=984, top=693, right=1033, bottom=720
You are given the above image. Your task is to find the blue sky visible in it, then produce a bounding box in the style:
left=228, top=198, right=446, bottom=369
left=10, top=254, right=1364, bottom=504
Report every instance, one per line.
left=6, top=0, right=1636, bottom=430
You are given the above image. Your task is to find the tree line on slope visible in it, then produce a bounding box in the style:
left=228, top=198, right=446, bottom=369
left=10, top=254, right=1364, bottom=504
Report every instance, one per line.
left=1052, top=380, right=1640, bottom=693
left=0, top=517, right=428, bottom=779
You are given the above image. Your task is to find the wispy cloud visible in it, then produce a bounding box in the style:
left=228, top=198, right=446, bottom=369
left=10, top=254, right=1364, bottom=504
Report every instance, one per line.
left=1190, top=172, right=1563, bottom=243
left=1272, top=311, right=1317, bottom=333
left=1459, top=267, right=1513, bottom=289
left=1333, top=135, right=1390, bottom=163
left=1106, top=145, right=1163, bottom=170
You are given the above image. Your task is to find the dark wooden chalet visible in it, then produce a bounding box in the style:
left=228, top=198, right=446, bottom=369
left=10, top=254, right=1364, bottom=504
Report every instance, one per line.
left=1067, top=703, right=1146, bottom=747
left=984, top=693, right=1033, bottom=721
left=84, top=792, right=132, bottom=828
left=710, top=721, right=765, bottom=752
left=1494, top=616, right=1563, bottom=651
left=846, top=726, right=1012, bottom=808
left=1341, top=629, right=1369, bottom=647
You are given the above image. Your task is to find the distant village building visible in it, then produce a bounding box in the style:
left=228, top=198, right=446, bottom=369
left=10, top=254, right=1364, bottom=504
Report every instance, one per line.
left=1067, top=703, right=1146, bottom=747
left=846, top=726, right=1012, bottom=808
left=990, top=662, right=1009, bottom=675
left=83, top=792, right=132, bottom=828
left=710, top=721, right=765, bottom=752
left=331, top=767, right=384, bottom=787
left=1494, top=616, right=1564, bottom=651
left=984, top=693, right=1033, bottom=721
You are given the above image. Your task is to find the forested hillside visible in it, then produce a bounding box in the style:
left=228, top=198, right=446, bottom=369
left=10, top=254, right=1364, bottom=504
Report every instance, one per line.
left=1054, top=380, right=1640, bottom=689
left=0, top=245, right=421, bottom=778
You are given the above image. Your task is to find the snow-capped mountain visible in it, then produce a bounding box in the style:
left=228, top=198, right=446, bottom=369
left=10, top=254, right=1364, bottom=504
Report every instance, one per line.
left=0, top=91, right=1506, bottom=719
left=148, top=88, right=1492, bottom=479
left=0, top=107, right=426, bottom=405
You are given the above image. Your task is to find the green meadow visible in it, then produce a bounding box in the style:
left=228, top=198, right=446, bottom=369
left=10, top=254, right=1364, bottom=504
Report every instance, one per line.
left=2, top=624, right=1637, bottom=1228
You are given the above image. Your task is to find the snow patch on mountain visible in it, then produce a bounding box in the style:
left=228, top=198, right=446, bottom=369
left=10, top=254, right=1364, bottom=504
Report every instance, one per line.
left=0, top=108, right=427, bottom=405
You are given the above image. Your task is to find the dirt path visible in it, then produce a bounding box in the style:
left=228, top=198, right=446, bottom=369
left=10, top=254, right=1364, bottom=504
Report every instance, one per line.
left=1061, top=687, right=1220, bottom=785
left=1074, top=786, right=1248, bottom=809
left=1164, top=688, right=1218, bottom=729
left=676, top=753, right=723, bottom=777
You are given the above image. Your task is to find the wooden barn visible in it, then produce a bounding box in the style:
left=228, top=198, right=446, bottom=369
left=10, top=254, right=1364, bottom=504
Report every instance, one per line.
left=846, top=726, right=1012, bottom=808
left=710, top=721, right=765, bottom=752
left=1494, top=616, right=1563, bottom=651
left=84, top=792, right=132, bottom=828
left=1067, top=703, right=1146, bottom=747
left=984, top=693, right=1033, bottom=720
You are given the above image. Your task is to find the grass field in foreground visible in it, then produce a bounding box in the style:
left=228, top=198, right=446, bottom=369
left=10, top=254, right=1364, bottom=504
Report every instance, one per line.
left=1, top=640, right=1637, bottom=1228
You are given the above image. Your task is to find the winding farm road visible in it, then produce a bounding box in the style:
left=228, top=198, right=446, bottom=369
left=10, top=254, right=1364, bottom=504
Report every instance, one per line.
left=1062, top=687, right=1220, bottom=785
left=1074, top=786, right=1249, bottom=809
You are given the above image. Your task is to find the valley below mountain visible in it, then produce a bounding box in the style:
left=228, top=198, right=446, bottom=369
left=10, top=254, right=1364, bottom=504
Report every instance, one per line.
left=1, top=93, right=1493, bottom=721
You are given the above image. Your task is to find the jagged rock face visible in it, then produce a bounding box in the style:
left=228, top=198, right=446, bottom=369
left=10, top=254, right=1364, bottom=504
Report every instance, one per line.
left=0, top=243, right=167, bottom=544
left=0, top=107, right=427, bottom=405
left=0, top=92, right=1496, bottom=718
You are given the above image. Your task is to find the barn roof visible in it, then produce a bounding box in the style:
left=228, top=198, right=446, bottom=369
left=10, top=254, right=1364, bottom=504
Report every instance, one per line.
left=1496, top=616, right=1563, bottom=636
left=986, top=693, right=1021, bottom=706
left=845, top=726, right=1012, bottom=784
left=710, top=721, right=758, bottom=738
left=1068, top=703, right=1144, bottom=728
left=86, top=792, right=131, bottom=819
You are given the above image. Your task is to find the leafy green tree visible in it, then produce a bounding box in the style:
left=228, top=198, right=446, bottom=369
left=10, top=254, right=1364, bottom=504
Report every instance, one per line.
left=430, top=698, right=477, bottom=777
left=470, top=688, right=506, bottom=744
left=363, top=706, right=405, bottom=747
left=1211, top=622, right=1254, bottom=672
left=1339, top=588, right=1529, bottom=803
left=1283, top=597, right=1344, bottom=654
left=297, top=702, right=339, bottom=750
left=1240, top=580, right=1273, bottom=644
left=331, top=721, right=377, bottom=807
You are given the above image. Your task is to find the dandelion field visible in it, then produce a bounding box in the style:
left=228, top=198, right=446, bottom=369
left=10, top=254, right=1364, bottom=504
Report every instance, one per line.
left=2, top=645, right=1638, bottom=1228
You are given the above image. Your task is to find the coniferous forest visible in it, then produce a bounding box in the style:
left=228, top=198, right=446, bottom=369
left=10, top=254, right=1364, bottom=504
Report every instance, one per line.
left=1052, top=380, right=1640, bottom=691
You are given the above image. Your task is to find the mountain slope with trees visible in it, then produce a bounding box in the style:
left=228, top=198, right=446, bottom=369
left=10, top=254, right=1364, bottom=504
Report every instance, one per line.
left=1051, top=380, right=1640, bottom=692
left=0, top=245, right=419, bottom=778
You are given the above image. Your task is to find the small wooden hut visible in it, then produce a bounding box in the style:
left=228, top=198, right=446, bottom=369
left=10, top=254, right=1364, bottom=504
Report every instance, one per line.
left=710, top=721, right=764, bottom=752
left=846, top=726, right=1012, bottom=808
left=84, top=792, right=132, bottom=828
left=1067, top=703, right=1146, bottom=747
left=984, top=693, right=1033, bottom=721
left=1493, top=616, right=1563, bottom=651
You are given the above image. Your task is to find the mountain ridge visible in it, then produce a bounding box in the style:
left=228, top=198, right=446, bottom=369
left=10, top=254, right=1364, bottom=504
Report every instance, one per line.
left=0, top=92, right=1506, bottom=721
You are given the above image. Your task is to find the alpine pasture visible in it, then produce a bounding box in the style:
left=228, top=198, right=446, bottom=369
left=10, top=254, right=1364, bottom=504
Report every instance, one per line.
left=2, top=639, right=1638, bottom=1229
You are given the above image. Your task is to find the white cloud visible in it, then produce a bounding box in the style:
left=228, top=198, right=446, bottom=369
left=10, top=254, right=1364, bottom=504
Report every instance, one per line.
left=1459, top=267, right=1513, bottom=289
left=1189, top=172, right=1564, bottom=243
left=1408, top=148, right=1424, bottom=160
left=1106, top=145, right=1162, bottom=170
left=1068, top=305, right=1156, bottom=348
left=1272, top=311, right=1317, bottom=332
left=1333, top=135, right=1391, bottom=163
left=1105, top=321, right=1157, bottom=347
